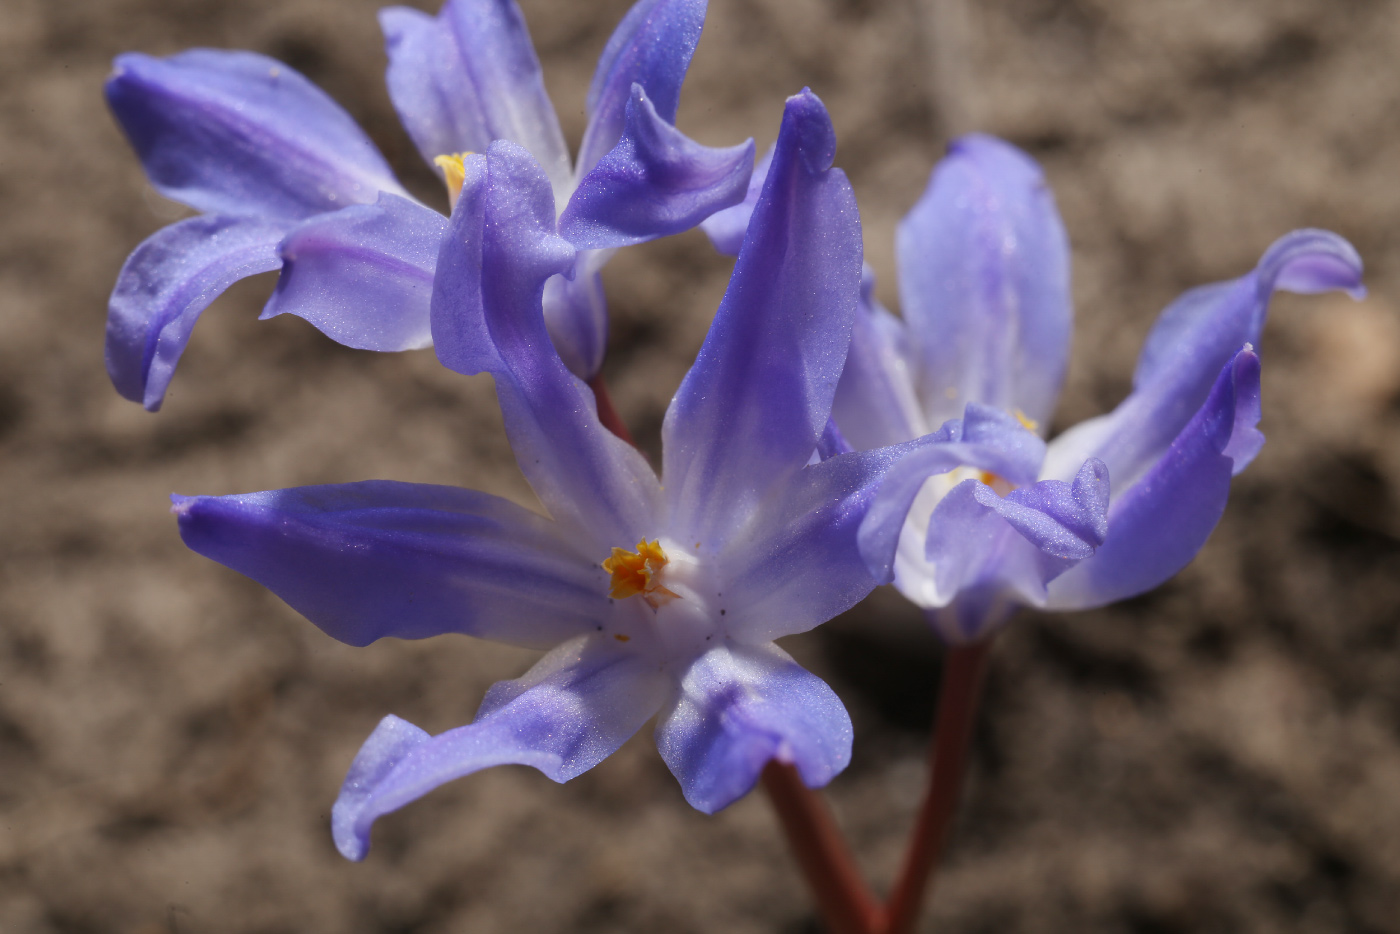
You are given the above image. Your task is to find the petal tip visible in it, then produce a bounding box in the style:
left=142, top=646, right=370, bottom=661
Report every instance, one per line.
left=781, top=88, right=837, bottom=174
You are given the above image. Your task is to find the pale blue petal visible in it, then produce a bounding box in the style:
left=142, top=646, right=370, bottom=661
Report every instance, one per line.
left=896, top=134, right=1071, bottom=430
left=261, top=193, right=447, bottom=351
left=379, top=1, right=572, bottom=196
left=560, top=84, right=753, bottom=250
left=577, top=0, right=707, bottom=178
left=831, top=265, right=927, bottom=451
left=107, top=50, right=405, bottom=221
left=107, top=214, right=286, bottom=411
left=334, top=636, right=672, bottom=859
left=661, top=90, right=862, bottom=549
left=172, top=481, right=611, bottom=649
left=1047, top=348, right=1263, bottom=609
left=430, top=144, right=661, bottom=548
left=700, top=143, right=772, bottom=256
left=721, top=441, right=922, bottom=643
left=654, top=642, right=851, bottom=813
left=541, top=259, right=610, bottom=380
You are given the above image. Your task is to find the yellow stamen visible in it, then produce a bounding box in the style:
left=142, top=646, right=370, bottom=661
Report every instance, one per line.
left=1014, top=409, right=1039, bottom=432
left=602, top=539, right=679, bottom=606
left=433, top=153, right=472, bottom=209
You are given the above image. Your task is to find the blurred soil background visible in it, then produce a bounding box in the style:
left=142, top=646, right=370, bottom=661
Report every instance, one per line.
left=4, top=0, right=1400, bottom=931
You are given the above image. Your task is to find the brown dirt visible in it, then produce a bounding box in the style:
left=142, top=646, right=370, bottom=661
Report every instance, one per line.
left=3, top=0, right=1400, bottom=931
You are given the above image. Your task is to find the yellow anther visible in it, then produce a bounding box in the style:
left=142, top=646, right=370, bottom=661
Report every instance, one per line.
left=1014, top=409, right=1039, bottom=432
left=433, top=153, right=472, bottom=209
left=602, top=539, right=679, bottom=606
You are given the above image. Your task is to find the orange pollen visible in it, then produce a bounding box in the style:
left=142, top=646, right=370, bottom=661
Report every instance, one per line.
left=432, top=152, right=472, bottom=209
left=1014, top=409, right=1039, bottom=432
left=602, top=539, right=680, bottom=606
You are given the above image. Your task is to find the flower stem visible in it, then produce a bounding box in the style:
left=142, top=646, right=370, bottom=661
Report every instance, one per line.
left=587, top=373, right=636, bottom=446
left=761, top=761, right=884, bottom=934
left=880, top=637, right=993, bottom=934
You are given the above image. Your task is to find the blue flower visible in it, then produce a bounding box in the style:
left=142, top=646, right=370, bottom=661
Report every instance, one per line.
left=170, top=91, right=922, bottom=860
left=106, top=0, right=753, bottom=410
left=830, top=135, right=1365, bottom=643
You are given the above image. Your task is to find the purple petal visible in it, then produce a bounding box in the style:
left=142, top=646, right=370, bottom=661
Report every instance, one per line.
left=560, top=85, right=754, bottom=250
left=379, top=2, right=572, bottom=197
left=721, top=442, right=922, bottom=643
left=700, top=143, right=773, bottom=256
left=918, top=481, right=1046, bottom=627
left=1047, top=348, right=1263, bottom=610
left=106, top=50, right=405, bottom=221
left=542, top=254, right=610, bottom=380
left=831, top=265, right=928, bottom=451
left=985, top=457, right=1109, bottom=560
left=107, top=214, right=286, bottom=411
left=334, top=636, right=672, bottom=859
left=261, top=193, right=447, bottom=351
left=577, top=0, right=707, bottom=178
left=431, top=144, right=661, bottom=548
left=654, top=642, right=851, bottom=813
left=173, top=481, right=612, bottom=648
left=896, top=134, right=1071, bottom=431
left=1042, top=229, right=1362, bottom=490
left=661, top=90, right=862, bottom=548
left=857, top=405, right=1048, bottom=584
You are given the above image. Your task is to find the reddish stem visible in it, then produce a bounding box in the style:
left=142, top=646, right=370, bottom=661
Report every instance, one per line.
left=587, top=373, right=636, bottom=446
left=762, top=761, right=884, bottom=934
left=586, top=371, right=881, bottom=934
left=880, top=638, right=994, bottom=934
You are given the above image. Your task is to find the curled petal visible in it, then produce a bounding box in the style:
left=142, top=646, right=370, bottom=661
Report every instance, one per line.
left=379, top=1, right=572, bottom=197
left=106, top=50, right=405, bottom=221
left=578, top=0, right=707, bottom=178
left=857, top=405, right=1048, bottom=584
left=1042, top=229, right=1362, bottom=490
left=896, top=134, right=1071, bottom=430
left=662, top=89, right=862, bottom=549
left=334, top=636, right=672, bottom=859
left=262, top=193, right=447, bottom=351
left=655, top=642, right=851, bottom=813
left=560, top=85, right=754, bottom=250
left=1047, top=348, right=1263, bottom=610
left=986, top=457, right=1109, bottom=560
left=107, top=214, right=286, bottom=411
left=430, top=143, right=661, bottom=548
left=831, top=265, right=928, bottom=450
left=173, top=481, right=612, bottom=649
left=700, top=143, right=773, bottom=256
left=903, top=459, right=1105, bottom=641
